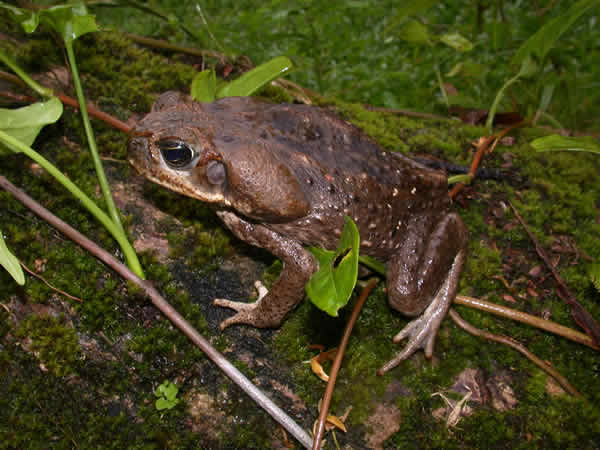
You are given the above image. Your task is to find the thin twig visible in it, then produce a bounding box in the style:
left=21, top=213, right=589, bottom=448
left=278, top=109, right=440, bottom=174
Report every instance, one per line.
left=123, top=33, right=227, bottom=63
left=0, top=71, right=132, bottom=134
left=449, top=122, right=524, bottom=199
left=54, top=91, right=132, bottom=134
left=449, top=308, right=581, bottom=397
left=364, top=105, right=449, bottom=121
left=509, top=202, right=600, bottom=345
left=0, top=175, right=312, bottom=450
left=312, top=278, right=378, bottom=450
left=20, top=261, right=83, bottom=303
left=455, top=295, right=599, bottom=350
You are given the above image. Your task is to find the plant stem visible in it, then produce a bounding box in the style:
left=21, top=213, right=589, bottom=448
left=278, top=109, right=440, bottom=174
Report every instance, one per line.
left=358, top=255, right=386, bottom=275
left=0, top=50, right=54, bottom=98
left=312, top=278, right=378, bottom=449
left=64, top=42, right=124, bottom=233
left=0, top=130, right=144, bottom=279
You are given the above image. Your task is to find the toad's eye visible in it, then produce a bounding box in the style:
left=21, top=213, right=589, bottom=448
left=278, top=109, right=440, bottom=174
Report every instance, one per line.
left=158, top=138, right=194, bottom=168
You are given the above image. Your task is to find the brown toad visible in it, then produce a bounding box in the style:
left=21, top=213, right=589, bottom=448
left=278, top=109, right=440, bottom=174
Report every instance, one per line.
left=128, top=92, right=468, bottom=373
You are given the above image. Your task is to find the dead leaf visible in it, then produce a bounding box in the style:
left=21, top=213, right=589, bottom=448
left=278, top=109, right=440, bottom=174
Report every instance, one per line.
left=325, top=415, right=347, bottom=432
left=311, top=358, right=329, bottom=382
left=310, top=347, right=337, bottom=382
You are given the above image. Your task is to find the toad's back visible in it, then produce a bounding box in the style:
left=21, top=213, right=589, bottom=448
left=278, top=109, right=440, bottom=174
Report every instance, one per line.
left=199, top=98, right=450, bottom=258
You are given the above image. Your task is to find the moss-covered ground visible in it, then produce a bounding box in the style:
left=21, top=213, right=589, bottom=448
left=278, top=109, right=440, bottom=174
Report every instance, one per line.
left=1, top=15, right=599, bottom=450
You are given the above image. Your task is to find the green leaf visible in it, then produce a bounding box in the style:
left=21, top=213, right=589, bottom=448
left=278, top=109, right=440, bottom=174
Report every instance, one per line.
left=486, top=57, right=536, bottom=132
left=446, top=62, right=463, bottom=77
left=0, top=2, right=39, bottom=32
left=397, top=19, right=432, bottom=45
left=154, top=381, right=179, bottom=410
left=217, top=56, right=293, bottom=98
left=306, top=216, right=360, bottom=316
left=164, top=383, right=178, bottom=401
left=439, top=32, right=473, bottom=52
left=191, top=69, right=218, bottom=102
left=530, top=135, right=600, bottom=155
left=0, top=97, right=63, bottom=155
left=511, top=0, right=600, bottom=67
left=155, top=398, right=171, bottom=410
left=537, top=82, right=556, bottom=115
left=0, top=231, right=24, bottom=285
left=39, top=3, right=99, bottom=43
left=1, top=2, right=99, bottom=42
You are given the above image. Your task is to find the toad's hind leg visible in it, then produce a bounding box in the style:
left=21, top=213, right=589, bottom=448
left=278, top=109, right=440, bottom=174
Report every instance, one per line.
left=379, top=213, right=467, bottom=375
left=213, top=211, right=317, bottom=329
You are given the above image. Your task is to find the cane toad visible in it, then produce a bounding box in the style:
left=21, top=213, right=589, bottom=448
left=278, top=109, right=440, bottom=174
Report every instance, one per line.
left=128, top=92, right=468, bottom=373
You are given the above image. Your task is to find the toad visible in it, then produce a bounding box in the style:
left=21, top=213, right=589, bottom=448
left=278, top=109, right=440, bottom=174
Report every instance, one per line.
left=128, top=92, right=468, bottom=374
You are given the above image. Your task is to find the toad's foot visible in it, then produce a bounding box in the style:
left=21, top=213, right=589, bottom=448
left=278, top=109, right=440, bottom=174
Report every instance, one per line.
left=377, top=293, right=449, bottom=376
left=213, top=281, right=271, bottom=329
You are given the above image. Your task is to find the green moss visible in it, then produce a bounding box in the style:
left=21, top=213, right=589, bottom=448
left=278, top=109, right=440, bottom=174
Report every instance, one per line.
left=12, top=36, right=63, bottom=70
left=329, top=99, right=410, bottom=151
left=15, top=314, right=80, bottom=377
left=463, top=239, right=503, bottom=293
left=0, top=308, right=12, bottom=340
left=74, top=33, right=197, bottom=114
left=167, top=223, right=232, bottom=269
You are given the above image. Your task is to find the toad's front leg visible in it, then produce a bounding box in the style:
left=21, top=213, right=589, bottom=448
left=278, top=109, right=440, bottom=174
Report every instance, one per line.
left=213, top=211, right=317, bottom=329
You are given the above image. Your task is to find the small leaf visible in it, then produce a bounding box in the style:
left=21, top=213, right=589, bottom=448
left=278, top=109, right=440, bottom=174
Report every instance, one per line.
left=326, top=415, right=348, bottom=432
left=537, top=82, right=556, bottom=115
left=530, top=135, right=600, bottom=155
left=306, top=216, right=360, bottom=316
left=191, top=69, right=217, bottom=102
left=397, top=19, right=432, bottom=45
left=446, top=62, right=463, bottom=77
left=518, top=56, right=538, bottom=78
left=154, top=381, right=179, bottom=410
left=155, top=397, right=173, bottom=410
left=0, top=97, right=63, bottom=155
left=311, top=357, right=330, bottom=382
left=217, top=56, right=293, bottom=98
left=439, top=33, right=473, bottom=52
left=163, top=382, right=179, bottom=401
left=0, top=231, right=25, bottom=285
left=310, top=347, right=337, bottom=382
left=485, top=57, right=535, bottom=132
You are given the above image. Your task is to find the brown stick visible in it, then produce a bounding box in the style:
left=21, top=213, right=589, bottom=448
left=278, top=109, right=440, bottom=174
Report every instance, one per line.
left=0, top=175, right=312, bottom=449
left=449, top=122, right=524, bottom=199
left=312, top=278, right=378, bottom=450
left=455, top=295, right=599, bottom=350
left=123, top=33, right=227, bottom=63
left=449, top=308, right=581, bottom=397
left=0, top=70, right=132, bottom=134
left=509, top=202, right=600, bottom=345
left=363, top=105, right=449, bottom=121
